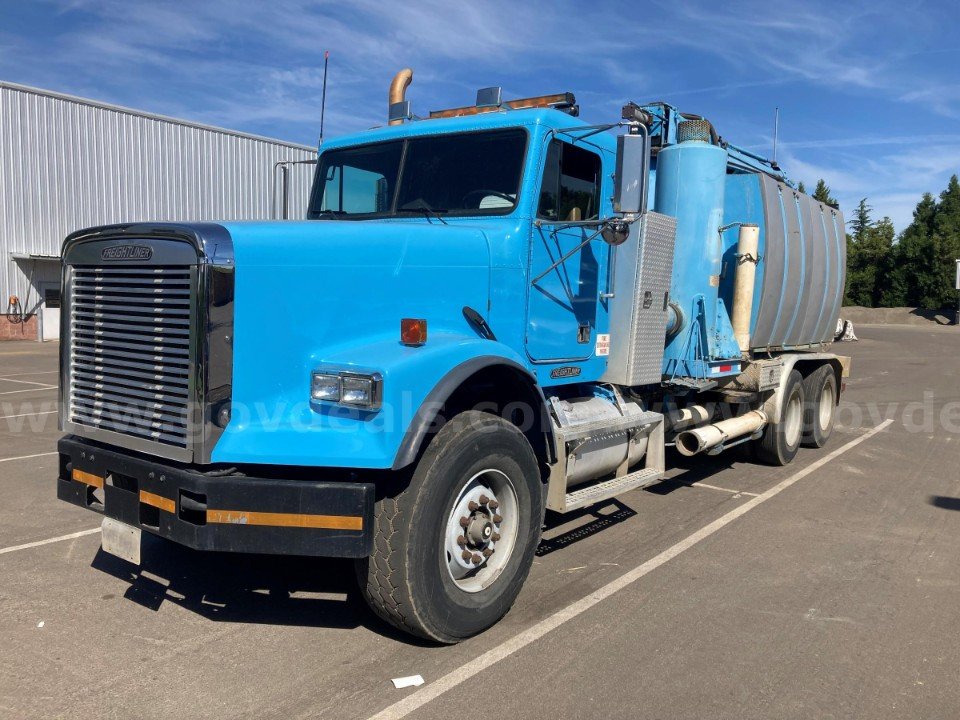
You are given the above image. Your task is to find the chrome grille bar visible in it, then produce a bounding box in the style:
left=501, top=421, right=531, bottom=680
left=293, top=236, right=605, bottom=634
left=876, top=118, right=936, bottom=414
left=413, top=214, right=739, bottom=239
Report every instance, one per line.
left=67, top=266, right=195, bottom=454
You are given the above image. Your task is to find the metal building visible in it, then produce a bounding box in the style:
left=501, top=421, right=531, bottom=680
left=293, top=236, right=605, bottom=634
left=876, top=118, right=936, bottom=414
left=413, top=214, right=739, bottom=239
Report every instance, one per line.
left=0, top=81, right=317, bottom=341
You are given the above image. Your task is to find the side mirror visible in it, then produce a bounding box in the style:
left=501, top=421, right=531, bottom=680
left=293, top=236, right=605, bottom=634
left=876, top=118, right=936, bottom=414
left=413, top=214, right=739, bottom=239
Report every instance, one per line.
left=614, top=132, right=649, bottom=215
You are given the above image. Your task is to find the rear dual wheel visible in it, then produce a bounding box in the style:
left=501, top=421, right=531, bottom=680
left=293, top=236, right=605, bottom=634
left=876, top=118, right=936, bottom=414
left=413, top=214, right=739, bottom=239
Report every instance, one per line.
left=755, top=369, right=805, bottom=466
left=356, top=411, right=544, bottom=644
left=801, top=365, right=837, bottom=448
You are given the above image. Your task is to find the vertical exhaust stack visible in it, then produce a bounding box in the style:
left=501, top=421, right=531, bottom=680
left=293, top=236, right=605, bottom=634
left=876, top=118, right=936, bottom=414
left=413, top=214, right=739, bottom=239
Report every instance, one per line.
left=388, top=68, right=414, bottom=126
left=732, top=223, right=760, bottom=354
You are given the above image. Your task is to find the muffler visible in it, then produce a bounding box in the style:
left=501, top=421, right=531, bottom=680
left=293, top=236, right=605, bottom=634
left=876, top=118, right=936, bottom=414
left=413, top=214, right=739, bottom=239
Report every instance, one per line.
left=675, top=410, right=767, bottom=457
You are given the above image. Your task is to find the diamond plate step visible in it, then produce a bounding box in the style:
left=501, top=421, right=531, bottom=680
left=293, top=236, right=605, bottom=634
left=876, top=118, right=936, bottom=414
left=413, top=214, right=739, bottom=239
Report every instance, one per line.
left=562, top=467, right=664, bottom=513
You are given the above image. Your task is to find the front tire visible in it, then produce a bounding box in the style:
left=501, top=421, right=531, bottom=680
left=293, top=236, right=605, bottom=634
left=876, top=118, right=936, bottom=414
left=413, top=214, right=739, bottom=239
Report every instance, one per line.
left=755, top=369, right=805, bottom=466
left=356, top=411, right=544, bottom=643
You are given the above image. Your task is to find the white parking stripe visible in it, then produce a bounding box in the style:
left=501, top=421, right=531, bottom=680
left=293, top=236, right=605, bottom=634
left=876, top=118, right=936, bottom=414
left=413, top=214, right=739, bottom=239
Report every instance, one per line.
left=0, top=387, right=58, bottom=396
left=0, top=528, right=101, bottom=555
left=368, top=419, right=894, bottom=720
left=0, top=451, right=58, bottom=464
left=693, top=482, right=760, bottom=497
left=0, top=371, right=58, bottom=378
left=0, top=377, right=58, bottom=388
left=0, top=410, right=58, bottom=421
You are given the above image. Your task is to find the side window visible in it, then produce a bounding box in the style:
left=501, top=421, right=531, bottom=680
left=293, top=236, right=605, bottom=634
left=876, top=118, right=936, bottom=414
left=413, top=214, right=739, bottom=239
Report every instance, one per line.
left=321, top=165, right=391, bottom=214
left=537, top=140, right=602, bottom=222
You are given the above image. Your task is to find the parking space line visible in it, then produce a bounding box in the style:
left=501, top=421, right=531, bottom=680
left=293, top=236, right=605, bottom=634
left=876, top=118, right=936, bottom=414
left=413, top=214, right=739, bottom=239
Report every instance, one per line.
left=368, top=419, right=894, bottom=720
left=0, top=451, right=58, bottom=464
left=693, top=482, right=760, bottom=497
left=0, top=371, right=58, bottom=379
left=0, top=410, right=58, bottom=421
left=0, top=387, right=59, bottom=396
left=0, top=378, right=58, bottom=388
left=0, top=528, right=101, bottom=556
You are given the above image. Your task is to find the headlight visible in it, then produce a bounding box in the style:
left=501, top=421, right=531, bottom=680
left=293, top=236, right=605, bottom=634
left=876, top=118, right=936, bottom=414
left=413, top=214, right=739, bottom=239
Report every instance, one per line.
left=311, top=373, right=341, bottom=402
left=310, top=368, right=383, bottom=410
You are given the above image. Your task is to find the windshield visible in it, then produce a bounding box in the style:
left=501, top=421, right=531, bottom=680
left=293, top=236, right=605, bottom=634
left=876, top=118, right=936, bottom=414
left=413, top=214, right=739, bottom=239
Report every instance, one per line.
left=307, top=128, right=527, bottom=219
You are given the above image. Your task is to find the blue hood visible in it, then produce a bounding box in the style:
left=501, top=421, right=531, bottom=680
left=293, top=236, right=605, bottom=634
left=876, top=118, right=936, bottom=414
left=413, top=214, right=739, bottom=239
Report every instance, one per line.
left=211, top=219, right=497, bottom=467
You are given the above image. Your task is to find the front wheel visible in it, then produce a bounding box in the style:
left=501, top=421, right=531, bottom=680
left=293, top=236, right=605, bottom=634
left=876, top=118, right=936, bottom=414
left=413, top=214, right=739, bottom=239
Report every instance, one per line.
left=356, top=411, right=544, bottom=643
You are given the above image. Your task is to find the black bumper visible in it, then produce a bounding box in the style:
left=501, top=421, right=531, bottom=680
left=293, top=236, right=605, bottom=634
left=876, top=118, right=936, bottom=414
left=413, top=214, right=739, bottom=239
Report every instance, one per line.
left=56, top=436, right=375, bottom=558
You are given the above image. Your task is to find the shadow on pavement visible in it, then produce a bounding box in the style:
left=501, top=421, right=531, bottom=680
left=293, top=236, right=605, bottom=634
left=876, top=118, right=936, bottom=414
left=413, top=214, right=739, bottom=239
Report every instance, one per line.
left=929, top=495, right=960, bottom=511
left=645, top=445, right=752, bottom=495
left=90, top=535, right=428, bottom=644
left=539, top=500, right=636, bottom=557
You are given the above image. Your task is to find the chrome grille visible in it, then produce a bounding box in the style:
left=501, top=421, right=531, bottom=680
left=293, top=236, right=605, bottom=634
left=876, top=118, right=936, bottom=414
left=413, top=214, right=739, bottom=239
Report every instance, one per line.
left=67, top=266, right=195, bottom=451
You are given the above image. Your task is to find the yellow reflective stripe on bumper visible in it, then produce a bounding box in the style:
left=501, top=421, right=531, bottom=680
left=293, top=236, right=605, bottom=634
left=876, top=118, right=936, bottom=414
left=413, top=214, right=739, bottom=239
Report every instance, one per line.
left=140, top=490, right=176, bottom=514
left=206, top=509, right=363, bottom=531
left=72, top=469, right=103, bottom=488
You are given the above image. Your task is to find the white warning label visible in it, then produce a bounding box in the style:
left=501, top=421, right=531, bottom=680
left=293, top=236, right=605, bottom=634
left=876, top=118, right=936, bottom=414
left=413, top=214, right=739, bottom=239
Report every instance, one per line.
left=595, top=334, right=610, bottom=357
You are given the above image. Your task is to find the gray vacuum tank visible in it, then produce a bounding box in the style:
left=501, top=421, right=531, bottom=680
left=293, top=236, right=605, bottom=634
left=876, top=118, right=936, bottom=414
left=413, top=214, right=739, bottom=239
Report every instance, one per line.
left=721, top=173, right=847, bottom=352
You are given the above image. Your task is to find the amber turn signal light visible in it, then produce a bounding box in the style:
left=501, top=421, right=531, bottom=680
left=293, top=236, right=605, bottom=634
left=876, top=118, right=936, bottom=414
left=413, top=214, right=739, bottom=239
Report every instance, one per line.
left=401, top=318, right=427, bottom=346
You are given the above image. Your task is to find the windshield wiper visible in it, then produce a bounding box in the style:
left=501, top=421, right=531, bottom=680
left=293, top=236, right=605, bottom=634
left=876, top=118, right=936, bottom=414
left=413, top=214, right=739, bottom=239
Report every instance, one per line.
left=395, top=204, right=448, bottom=225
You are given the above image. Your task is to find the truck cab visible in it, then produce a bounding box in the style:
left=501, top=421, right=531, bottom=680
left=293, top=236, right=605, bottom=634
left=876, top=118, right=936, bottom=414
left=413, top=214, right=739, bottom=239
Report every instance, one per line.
left=56, top=74, right=848, bottom=643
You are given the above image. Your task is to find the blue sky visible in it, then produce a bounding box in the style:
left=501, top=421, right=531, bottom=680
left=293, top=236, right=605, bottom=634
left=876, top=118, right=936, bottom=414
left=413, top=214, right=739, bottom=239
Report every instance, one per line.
left=1, top=0, right=958, bottom=231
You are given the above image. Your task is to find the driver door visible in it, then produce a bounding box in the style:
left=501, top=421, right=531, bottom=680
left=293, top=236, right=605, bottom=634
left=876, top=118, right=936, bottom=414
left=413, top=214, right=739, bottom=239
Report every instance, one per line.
left=526, top=139, right=605, bottom=362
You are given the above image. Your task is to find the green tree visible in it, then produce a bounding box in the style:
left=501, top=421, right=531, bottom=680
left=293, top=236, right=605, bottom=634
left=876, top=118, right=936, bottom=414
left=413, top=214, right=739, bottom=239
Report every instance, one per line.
left=845, top=202, right=894, bottom=307
left=797, top=181, right=806, bottom=194
left=880, top=176, right=960, bottom=309
left=813, top=179, right=837, bottom=206
left=849, top=198, right=872, bottom=242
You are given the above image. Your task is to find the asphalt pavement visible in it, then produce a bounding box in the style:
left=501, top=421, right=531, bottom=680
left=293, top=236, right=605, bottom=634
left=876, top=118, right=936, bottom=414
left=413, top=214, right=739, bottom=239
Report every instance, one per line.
left=1, top=325, right=958, bottom=719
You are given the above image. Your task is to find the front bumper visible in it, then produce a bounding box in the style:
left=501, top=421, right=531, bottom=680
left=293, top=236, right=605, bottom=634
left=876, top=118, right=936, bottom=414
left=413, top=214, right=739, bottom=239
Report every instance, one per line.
left=56, top=436, right=375, bottom=558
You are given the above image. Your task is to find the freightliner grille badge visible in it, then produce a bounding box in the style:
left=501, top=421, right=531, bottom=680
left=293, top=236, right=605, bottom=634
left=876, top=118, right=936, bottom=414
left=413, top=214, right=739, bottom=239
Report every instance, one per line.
left=100, top=245, right=153, bottom=261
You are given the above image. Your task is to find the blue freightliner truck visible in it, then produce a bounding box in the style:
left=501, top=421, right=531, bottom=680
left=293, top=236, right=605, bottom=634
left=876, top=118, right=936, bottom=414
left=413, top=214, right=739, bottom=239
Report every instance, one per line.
left=56, top=70, right=848, bottom=643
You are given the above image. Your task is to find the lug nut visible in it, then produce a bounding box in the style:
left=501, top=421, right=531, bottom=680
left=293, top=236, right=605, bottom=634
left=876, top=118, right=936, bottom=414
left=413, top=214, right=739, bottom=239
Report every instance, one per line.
left=482, top=548, right=494, bottom=558
left=456, top=535, right=467, bottom=547
left=459, top=517, right=470, bottom=528
left=488, top=499, right=500, bottom=510
left=468, top=500, right=479, bottom=512
left=491, top=532, right=501, bottom=542
left=479, top=494, right=490, bottom=505
left=471, top=553, right=483, bottom=564
left=461, top=550, right=473, bottom=561
left=492, top=514, right=503, bottom=524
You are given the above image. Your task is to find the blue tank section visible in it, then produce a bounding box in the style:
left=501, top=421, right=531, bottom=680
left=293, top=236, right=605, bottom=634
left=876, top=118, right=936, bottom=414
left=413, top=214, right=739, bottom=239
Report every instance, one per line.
left=654, top=135, right=741, bottom=380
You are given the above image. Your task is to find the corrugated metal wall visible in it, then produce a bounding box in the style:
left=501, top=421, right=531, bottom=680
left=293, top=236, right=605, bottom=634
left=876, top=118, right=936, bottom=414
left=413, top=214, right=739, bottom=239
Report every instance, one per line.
left=0, top=81, right=317, bottom=317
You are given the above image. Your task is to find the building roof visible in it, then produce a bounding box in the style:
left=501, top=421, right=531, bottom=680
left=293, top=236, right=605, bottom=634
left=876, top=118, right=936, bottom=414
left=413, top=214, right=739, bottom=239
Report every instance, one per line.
left=0, top=80, right=317, bottom=153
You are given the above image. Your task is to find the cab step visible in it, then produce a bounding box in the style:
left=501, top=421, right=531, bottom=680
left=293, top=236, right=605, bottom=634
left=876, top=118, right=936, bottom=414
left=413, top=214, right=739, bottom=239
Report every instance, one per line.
left=562, top=467, right=663, bottom=513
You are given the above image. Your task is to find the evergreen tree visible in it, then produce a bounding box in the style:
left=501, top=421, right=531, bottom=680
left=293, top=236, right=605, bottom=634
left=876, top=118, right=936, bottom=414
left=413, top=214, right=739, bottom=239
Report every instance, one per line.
left=882, top=177, right=960, bottom=309
left=849, top=198, right=872, bottom=242
left=813, top=179, right=837, bottom=206
left=797, top=181, right=806, bottom=194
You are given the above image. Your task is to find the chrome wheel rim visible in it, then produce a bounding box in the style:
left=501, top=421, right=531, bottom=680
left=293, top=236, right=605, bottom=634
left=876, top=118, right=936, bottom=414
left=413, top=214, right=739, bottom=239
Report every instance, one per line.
left=444, top=468, right=519, bottom=593
left=819, top=380, right=835, bottom=432
left=784, top=390, right=803, bottom=447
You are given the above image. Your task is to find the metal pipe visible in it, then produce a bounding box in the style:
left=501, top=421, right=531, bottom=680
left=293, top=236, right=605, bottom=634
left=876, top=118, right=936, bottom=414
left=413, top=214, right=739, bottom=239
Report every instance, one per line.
left=732, top=224, right=760, bottom=353
left=668, top=404, right=711, bottom=433
left=675, top=410, right=767, bottom=457
left=388, top=68, right=413, bottom=126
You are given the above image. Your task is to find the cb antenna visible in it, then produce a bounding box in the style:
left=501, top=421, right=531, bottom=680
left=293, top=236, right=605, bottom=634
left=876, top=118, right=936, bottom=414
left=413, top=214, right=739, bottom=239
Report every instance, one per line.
left=319, top=50, right=330, bottom=146
left=772, top=106, right=779, bottom=164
